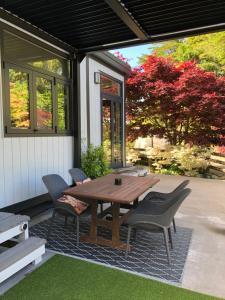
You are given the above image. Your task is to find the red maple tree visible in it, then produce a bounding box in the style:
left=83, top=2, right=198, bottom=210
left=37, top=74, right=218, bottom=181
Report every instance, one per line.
left=126, top=55, right=225, bottom=146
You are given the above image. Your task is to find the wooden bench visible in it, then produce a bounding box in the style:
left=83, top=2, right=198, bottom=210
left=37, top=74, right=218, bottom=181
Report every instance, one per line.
left=0, top=237, right=46, bottom=284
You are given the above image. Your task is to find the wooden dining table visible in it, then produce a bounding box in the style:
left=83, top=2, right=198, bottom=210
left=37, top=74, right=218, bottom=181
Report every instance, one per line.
left=64, top=173, right=160, bottom=250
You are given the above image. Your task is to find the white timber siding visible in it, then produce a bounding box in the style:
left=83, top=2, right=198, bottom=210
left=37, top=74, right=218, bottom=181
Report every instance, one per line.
left=0, top=47, right=73, bottom=210
left=80, top=56, right=125, bottom=163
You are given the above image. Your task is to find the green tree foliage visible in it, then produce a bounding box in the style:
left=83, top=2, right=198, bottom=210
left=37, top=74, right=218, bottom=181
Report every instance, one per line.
left=139, top=32, right=225, bottom=75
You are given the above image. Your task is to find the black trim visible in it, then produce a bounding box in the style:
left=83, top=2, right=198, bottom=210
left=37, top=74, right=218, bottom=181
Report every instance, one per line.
left=73, top=54, right=85, bottom=167
left=0, top=193, right=52, bottom=215
left=104, top=0, right=148, bottom=40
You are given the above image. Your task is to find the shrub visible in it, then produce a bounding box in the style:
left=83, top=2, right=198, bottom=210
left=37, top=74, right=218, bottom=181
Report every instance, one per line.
left=81, top=144, right=112, bottom=179
left=143, top=145, right=211, bottom=177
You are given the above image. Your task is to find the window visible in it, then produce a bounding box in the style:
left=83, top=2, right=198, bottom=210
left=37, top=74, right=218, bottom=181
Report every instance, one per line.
left=8, top=68, right=31, bottom=129
left=100, top=74, right=121, bottom=96
left=3, top=31, right=72, bottom=136
left=35, top=75, right=54, bottom=131
left=57, top=82, right=69, bottom=132
left=3, top=31, right=70, bottom=77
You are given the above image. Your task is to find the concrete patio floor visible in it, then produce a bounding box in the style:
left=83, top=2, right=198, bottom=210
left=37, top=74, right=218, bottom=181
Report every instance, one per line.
left=149, top=174, right=225, bottom=299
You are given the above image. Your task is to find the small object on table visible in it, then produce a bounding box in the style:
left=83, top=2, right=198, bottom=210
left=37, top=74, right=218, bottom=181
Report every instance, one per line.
left=115, top=178, right=122, bottom=185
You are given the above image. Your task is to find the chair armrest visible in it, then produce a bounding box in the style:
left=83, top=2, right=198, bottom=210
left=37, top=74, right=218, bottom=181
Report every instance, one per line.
left=127, top=212, right=170, bottom=228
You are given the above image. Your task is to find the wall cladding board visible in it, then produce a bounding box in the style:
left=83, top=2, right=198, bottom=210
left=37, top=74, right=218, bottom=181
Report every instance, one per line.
left=0, top=135, right=73, bottom=209
left=0, top=27, right=74, bottom=209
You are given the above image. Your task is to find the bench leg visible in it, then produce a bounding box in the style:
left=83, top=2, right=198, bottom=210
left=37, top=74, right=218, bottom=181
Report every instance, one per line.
left=33, top=255, right=42, bottom=265
left=18, top=222, right=29, bottom=241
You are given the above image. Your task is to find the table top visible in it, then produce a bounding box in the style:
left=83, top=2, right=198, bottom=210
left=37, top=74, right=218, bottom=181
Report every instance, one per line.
left=64, top=174, right=160, bottom=204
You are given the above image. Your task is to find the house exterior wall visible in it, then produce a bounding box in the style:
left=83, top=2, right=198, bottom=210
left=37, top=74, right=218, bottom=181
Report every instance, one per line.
left=0, top=28, right=73, bottom=209
left=0, top=20, right=127, bottom=210
left=80, top=56, right=125, bottom=164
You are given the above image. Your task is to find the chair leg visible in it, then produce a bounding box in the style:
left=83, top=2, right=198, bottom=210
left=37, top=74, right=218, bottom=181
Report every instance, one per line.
left=168, top=227, right=173, bottom=249
left=100, top=202, right=103, bottom=213
left=76, top=216, right=80, bottom=246
left=173, top=218, right=177, bottom=233
left=133, top=228, right=137, bottom=241
left=163, top=228, right=171, bottom=265
left=64, top=216, right=68, bottom=227
left=125, top=226, right=132, bottom=259
left=47, top=210, right=56, bottom=240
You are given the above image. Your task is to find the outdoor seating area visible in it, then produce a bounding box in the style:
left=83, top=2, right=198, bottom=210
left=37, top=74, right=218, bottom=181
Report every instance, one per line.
left=1, top=171, right=225, bottom=299
left=0, top=1, right=224, bottom=299
left=40, top=169, right=190, bottom=260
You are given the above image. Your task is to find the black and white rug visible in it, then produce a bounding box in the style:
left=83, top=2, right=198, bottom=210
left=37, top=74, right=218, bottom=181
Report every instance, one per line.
left=30, top=217, right=192, bottom=283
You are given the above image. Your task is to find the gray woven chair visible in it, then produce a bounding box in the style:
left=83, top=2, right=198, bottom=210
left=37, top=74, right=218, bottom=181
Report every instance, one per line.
left=69, top=168, right=104, bottom=213
left=142, top=180, right=190, bottom=232
left=69, top=168, right=88, bottom=184
left=42, top=174, right=91, bottom=246
left=125, top=188, right=191, bottom=264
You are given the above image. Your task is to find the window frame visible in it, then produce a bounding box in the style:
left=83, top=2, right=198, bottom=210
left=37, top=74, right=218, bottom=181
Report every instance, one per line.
left=1, top=27, right=73, bottom=137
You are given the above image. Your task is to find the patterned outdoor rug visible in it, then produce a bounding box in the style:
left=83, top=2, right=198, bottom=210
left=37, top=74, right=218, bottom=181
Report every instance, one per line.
left=30, top=217, right=192, bottom=283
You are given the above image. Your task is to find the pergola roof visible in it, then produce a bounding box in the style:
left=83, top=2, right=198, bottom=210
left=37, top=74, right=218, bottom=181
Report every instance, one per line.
left=1, top=0, right=225, bottom=53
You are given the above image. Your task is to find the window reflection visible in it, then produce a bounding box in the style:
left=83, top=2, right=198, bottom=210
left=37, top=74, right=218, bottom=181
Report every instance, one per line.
left=36, top=77, right=53, bottom=129
left=9, top=68, right=30, bottom=129
left=57, top=83, right=68, bottom=131
left=4, top=31, right=70, bottom=77
left=102, top=100, right=112, bottom=163
left=113, top=102, right=122, bottom=164
left=101, top=75, right=121, bottom=96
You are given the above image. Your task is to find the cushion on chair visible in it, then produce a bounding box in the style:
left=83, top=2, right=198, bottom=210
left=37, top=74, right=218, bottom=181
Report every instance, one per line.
left=57, top=195, right=89, bottom=215
left=75, top=177, right=92, bottom=185
left=83, top=178, right=92, bottom=184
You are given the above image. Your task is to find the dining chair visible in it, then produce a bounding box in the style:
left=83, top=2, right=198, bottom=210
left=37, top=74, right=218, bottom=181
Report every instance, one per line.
left=125, top=188, right=191, bottom=264
left=42, top=174, right=91, bottom=246
left=69, top=168, right=104, bottom=213
left=69, top=168, right=88, bottom=184
left=142, top=179, right=190, bottom=232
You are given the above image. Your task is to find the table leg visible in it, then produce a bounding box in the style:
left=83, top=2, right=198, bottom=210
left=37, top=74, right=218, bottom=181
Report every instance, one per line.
left=81, top=201, right=129, bottom=250
left=111, top=203, right=120, bottom=246
left=89, top=201, right=98, bottom=240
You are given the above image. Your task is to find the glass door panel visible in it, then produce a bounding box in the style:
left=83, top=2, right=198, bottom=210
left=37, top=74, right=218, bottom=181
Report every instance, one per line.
left=102, top=99, right=112, bottom=163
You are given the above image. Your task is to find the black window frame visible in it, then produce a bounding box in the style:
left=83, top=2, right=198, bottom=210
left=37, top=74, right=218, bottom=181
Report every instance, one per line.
left=1, top=26, right=73, bottom=137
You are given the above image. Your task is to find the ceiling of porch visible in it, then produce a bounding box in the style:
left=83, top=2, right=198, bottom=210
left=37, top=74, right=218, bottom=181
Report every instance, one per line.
left=0, top=0, right=225, bottom=52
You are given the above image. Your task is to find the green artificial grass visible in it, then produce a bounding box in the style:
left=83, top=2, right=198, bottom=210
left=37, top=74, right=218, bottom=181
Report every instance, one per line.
left=1, top=255, right=221, bottom=300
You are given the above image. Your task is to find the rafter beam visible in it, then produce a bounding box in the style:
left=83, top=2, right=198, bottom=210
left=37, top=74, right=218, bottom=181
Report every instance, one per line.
left=104, top=0, right=148, bottom=40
